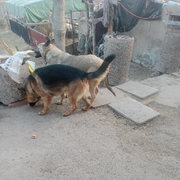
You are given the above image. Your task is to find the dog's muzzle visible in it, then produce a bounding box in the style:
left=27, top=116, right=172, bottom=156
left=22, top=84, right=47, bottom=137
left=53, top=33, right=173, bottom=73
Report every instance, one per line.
left=35, top=51, right=42, bottom=58
left=29, top=102, right=38, bottom=107
left=33, top=49, right=42, bottom=58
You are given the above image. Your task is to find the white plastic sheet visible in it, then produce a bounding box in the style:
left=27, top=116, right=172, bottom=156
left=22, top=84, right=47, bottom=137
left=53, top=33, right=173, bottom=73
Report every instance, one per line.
left=0, top=50, right=35, bottom=83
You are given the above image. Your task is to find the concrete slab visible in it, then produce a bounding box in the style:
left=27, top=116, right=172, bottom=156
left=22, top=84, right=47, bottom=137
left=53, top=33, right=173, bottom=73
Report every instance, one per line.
left=172, top=71, right=180, bottom=77
left=155, top=86, right=180, bottom=108
left=116, top=81, right=158, bottom=99
left=109, top=97, right=160, bottom=125
left=92, top=87, right=126, bottom=108
left=141, top=75, right=180, bottom=108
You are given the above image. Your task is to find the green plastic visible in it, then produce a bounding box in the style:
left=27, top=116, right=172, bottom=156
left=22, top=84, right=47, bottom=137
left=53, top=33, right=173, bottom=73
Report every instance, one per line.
left=5, top=0, right=86, bottom=23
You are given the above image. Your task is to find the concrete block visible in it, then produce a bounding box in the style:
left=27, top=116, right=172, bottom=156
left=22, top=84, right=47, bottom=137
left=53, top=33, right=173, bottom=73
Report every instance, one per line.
left=104, top=35, right=134, bottom=85
left=92, top=87, right=126, bottom=108
left=0, top=63, right=29, bottom=105
left=0, top=68, right=25, bottom=105
left=109, top=97, right=160, bottom=125
left=116, top=81, right=158, bottom=99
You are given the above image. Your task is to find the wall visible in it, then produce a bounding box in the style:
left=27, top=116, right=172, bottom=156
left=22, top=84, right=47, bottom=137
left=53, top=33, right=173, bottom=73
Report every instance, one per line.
left=126, top=4, right=180, bottom=71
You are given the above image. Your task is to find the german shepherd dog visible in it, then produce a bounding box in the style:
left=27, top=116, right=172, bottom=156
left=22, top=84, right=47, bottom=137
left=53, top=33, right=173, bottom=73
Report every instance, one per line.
left=34, top=39, right=116, bottom=105
left=25, top=54, right=115, bottom=116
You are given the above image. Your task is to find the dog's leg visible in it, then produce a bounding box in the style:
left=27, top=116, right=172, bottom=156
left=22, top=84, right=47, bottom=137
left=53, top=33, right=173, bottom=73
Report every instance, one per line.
left=88, top=87, right=99, bottom=100
left=63, top=83, right=80, bottom=116
left=83, top=87, right=96, bottom=111
left=38, top=96, right=52, bottom=115
left=84, top=79, right=100, bottom=111
left=90, top=81, right=99, bottom=103
left=63, top=80, right=89, bottom=116
left=82, top=95, right=91, bottom=111
left=88, top=80, right=96, bottom=100
left=55, top=94, right=65, bottom=105
left=63, top=96, right=78, bottom=116
left=95, top=87, right=99, bottom=95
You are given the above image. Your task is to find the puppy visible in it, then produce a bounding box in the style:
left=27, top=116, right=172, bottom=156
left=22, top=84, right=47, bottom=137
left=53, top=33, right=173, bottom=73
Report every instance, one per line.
left=25, top=54, right=115, bottom=116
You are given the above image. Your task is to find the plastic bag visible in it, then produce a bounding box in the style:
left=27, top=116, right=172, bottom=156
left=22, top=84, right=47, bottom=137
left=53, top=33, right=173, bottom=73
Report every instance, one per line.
left=0, top=50, right=35, bottom=83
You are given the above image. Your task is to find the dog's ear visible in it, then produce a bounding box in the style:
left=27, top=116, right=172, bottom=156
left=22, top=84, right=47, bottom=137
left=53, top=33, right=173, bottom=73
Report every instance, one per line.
left=26, top=76, right=35, bottom=95
left=51, top=39, right=55, bottom=44
left=43, top=39, right=51, bottom=47
left=26, top=81, right=34, bottom=95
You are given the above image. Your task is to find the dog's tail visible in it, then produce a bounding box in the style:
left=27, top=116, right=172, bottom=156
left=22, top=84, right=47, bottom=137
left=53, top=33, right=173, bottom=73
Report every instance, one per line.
left=104, top=75, right=116, bottom=96
left=86, top=54, right=115, bottom=80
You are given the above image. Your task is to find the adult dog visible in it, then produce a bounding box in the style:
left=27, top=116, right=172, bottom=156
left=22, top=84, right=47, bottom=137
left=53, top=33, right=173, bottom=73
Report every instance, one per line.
left=25, top=54, right=115, bottom=116
left=34, top=39, right=115, bottom=105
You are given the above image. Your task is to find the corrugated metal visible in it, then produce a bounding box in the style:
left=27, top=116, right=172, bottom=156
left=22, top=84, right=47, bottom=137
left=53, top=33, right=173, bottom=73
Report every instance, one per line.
left=28, top=28, right=47, bottom=47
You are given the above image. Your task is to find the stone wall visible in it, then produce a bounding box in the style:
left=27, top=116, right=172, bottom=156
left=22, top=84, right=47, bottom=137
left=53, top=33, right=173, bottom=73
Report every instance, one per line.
left=126, top=4, right=180, bottom=71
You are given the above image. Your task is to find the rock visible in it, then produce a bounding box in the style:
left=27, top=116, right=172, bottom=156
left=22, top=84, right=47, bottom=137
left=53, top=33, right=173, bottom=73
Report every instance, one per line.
left=0, top=63, right=29, bottom=105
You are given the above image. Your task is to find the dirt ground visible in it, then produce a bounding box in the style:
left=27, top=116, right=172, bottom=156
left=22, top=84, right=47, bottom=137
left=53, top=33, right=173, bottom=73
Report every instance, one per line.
left=1, top=29, right=180, bottom=179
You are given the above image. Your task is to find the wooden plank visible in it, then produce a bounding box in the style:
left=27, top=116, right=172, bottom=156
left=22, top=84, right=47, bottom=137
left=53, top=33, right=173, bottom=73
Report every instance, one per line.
left=25, top=22, right=52, bottom=26
left=9, top=100, right=28, bottom=108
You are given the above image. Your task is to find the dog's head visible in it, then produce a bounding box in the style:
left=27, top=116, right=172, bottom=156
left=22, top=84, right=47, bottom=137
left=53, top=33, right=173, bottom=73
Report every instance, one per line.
left=25, top=77, right=40, bottom=107
left=33, top=39, right=55, bottom=65
left=34, top=49, right=42, bottom=58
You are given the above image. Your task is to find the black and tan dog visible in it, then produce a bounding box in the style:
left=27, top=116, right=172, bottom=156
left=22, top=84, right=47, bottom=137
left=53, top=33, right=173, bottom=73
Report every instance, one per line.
left=25, top=54, right=115, bottom=116
left=34, top=39, right=116, bottom=105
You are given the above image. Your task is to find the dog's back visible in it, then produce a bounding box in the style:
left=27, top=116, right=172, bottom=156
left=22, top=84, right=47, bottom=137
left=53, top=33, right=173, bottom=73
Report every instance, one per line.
left=35, top=64, right=87, bottom=85
left=35, top=54, right=115, bottom=85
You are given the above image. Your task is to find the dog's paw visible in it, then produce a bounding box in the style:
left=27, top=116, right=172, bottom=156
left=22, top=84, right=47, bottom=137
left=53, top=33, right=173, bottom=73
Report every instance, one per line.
left=38, top=111, right=46, bottom=115
left=55, top=101, right=63, bottom=105
left=82, top=106, right=88, bottom=111
left=63, top=113, right=69, bottom=117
